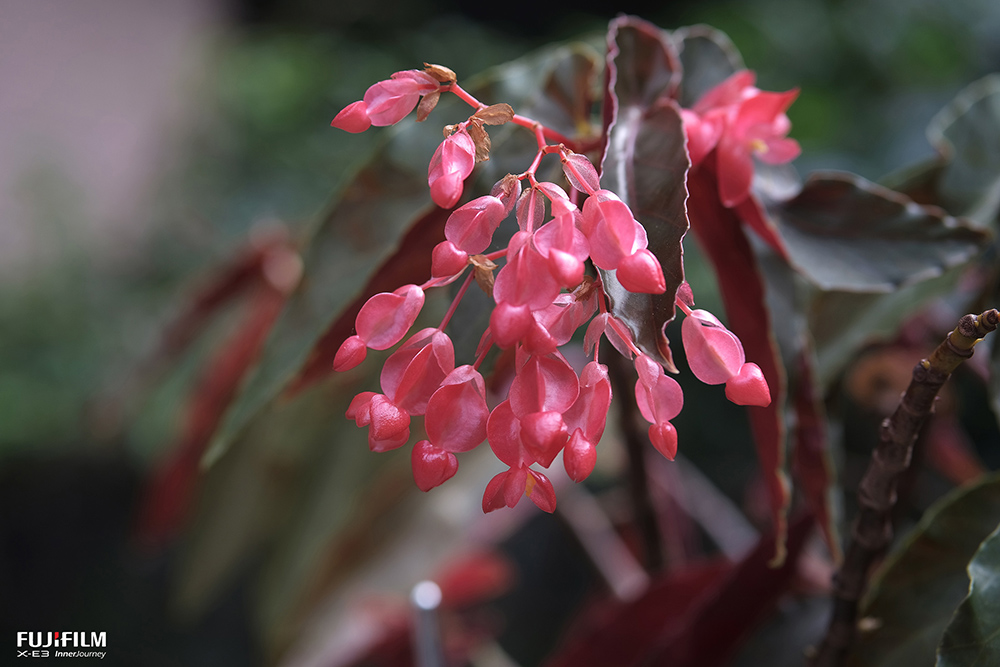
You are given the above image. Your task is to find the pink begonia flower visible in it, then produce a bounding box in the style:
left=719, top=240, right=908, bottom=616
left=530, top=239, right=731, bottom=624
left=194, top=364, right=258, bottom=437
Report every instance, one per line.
left=682, top=69, right=800, bottom=206
left=411, top=440, right=458, bottom=492
left=444, top=195, right=506, bottom=254
left=681, top=309, right=771, bottom=407
left=347, top=392, right=411, bottom=453
left=363, top=70, right=438, bottom=126
left=725, top=362, right=771, bottom=407
left=482, top=465, right=556, bottom=513
left=331, top=101, right=371, bottom=133
left=428, top=129, right=476, bottom=208
left=716, top=89, right=800, bottom=206
left=681, top=309, right=745, bottom=384
left=424, top=365, right=489, bottom=452
left=380, top=328, right=454, bottom=415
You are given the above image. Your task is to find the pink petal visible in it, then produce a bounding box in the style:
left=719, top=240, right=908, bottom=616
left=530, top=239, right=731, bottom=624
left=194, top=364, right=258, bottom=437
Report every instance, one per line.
left=503, top=465, right=528, bottom=507
left=526, top=469, right=556, bottom=513
left=380, top=328, right=454, bottom=415
left=509, top=353, right=580, bottom=417
left=580, top=197, right=639, bottom=270
left=445, top=195, right=506, bottom=254
left=520, top=411, right=568, bottom=467
left=346, top=391, right=376, bottom=426
left=561, top=151, right=601, bottom=195
left=331, top=100, right=371, bottom=133
left=355, top=284, right=425, bottom=350
left=681, top=309, right=745, bottom=385
left=725, top=362, right=771, bottom=407
left=483, top=471, right=509, bottom=513
left=563, top=361, right=612, bottom=443
left=425, top=366, right=489, bottom=452
left=715, top=136, right=755, bottom=207
left=516, top=186, right=546, bottom=232
left=634, top=374, right=684, bottom=424
left=757, top=137, right=800, bottom=165
left=734, top=89, right=799, bottom=131
left=680, top=108, right=723, bottom=166
left=411, top=440, right=459, bottom=491
left=693, top=70, right=757, bottom=114
left=363, top=79, right=422, bottom=126
left=368, top=394, right=410, bottom=442
left=486, top=401, right=524, bottom=468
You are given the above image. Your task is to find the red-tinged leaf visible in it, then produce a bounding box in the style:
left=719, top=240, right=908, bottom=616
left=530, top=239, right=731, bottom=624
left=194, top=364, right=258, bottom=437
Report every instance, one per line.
left=547, top=559, right=733, bottom=667
left=644, top=513, right=814, bottom=666
left=599, top=17, right=689, bottom=368
left=136, top=283, right=289, bottom=548
left=791, top=349, right=841, bottom=561
left=687, top=163, right=790, bottom=564
left=286, top=206, right=450, bottom=395
left=156, top=230, right=292, bottom=360
left=766, top=172, right=989, bottom=293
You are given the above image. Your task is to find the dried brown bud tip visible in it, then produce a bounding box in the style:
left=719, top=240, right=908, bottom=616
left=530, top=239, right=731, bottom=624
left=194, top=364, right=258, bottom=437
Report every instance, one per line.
left=473, top=103, right=515, bottom=126
left=416, top=91, right=441, bottom=122
left=424, top=63, right=457, bottom=83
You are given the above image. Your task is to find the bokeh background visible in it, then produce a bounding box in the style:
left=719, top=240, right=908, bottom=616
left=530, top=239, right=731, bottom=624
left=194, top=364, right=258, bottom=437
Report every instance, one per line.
left=2, top=0, right=999, bottom=665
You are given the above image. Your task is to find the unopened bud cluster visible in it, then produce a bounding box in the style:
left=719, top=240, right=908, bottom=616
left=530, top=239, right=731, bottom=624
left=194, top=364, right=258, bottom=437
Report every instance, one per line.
left=331, top=64, right=773, bottom=513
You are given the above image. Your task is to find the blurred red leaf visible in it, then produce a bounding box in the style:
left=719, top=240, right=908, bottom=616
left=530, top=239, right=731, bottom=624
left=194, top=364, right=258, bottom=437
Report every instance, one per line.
left=687, top=162, right=790, bottom=564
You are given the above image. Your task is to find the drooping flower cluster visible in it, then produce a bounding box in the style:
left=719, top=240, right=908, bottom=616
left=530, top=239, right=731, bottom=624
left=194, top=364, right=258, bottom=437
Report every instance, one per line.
left=331, top=64, right=772, bottom=514
left=679, top=70, right=800, bottom=206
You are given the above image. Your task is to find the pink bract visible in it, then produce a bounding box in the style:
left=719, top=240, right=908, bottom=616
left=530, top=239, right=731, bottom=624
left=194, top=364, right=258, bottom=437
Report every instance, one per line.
left=681, top=309, right=745, bottom=385
left=428, top=130, right=476, bottom=208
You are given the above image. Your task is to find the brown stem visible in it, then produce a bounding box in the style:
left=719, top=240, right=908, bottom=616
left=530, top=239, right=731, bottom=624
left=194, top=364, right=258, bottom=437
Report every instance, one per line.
left=810, top=309, right=999, bottom=667
left=607, top=350, right=665, bottom=573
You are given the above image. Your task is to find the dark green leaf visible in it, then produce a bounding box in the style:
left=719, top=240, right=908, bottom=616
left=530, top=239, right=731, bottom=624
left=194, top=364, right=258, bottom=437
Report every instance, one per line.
left=929, top=74, right=1000, bottom=227
left=769, top=172, right=989, bottom=293
left=936, top=523, right=1000, bottom=667
left=855, top=473, right=1000, bottom=667
left=600, top=16, right=689, bottom=368
left=670, top=24, right=744, bottom=108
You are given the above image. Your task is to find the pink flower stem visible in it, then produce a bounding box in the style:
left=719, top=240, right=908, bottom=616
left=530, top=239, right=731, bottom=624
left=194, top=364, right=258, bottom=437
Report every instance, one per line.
left=674, top=297, right=693, bottom=317
left=443, top=83, right=578, bottom=149
left=437, top=271, right=474, bottom=331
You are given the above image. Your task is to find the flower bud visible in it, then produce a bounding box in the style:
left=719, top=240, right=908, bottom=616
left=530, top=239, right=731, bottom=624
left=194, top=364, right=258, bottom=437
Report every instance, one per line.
left=355, top=284, right=425, bottom=351
left=617, top=248, right=666, bottom=294
left=331, top=101, right=371, bottom=133
left=411, top=440, right=459, bottom=491
left=725, top=362, right=771, bottom=407
left=428, top=130, right=476, bottom=208
left=431, top=241, right=468, bottom=277
left=681, top=309, right=745, bottom=384
left=333, top=334, right=367, bottom=371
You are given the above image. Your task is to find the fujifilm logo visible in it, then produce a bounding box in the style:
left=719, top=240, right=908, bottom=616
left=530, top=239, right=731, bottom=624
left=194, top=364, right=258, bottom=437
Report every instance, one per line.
left=15, top=632, right=107, bottom=659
